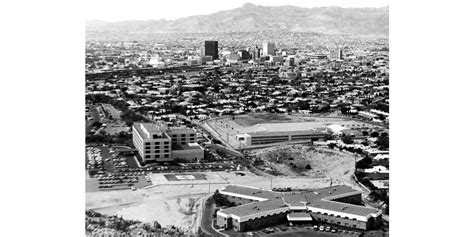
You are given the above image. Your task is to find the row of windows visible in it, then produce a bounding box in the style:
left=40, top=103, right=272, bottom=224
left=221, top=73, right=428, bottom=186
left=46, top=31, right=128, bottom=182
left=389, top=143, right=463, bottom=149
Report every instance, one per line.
left=172, top=133, right=195, bottom=137
left=315, top=212, right=357, bottom=221
left=145, top=141, right=170, bottom=145
left=317, top=218, right=358, bottom=228
left=172, top=138, right=196, bottom=142
left=144, top=154, right=170, bottom=159
left=145, top=145, right=170, bottom=149
left=145, top=149, right=170, bottom=153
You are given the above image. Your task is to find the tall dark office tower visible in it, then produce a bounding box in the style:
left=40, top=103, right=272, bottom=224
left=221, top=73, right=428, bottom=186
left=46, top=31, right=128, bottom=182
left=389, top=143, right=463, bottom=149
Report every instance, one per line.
left=204, top=41, right=219, bottom=60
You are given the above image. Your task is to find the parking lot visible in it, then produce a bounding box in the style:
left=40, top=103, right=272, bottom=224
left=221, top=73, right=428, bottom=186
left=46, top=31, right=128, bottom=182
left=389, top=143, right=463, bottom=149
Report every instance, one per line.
left=86, top=146, right=153, bottom=192
left=86, top=145, right=243, bottom=193
left=220, top=220, right=388, bottom=237
left=233, top=224, right=365, bottom=237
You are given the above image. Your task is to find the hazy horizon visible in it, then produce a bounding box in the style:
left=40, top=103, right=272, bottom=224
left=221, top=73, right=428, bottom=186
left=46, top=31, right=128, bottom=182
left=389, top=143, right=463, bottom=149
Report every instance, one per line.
left=85, top=0, right=389, bottom=22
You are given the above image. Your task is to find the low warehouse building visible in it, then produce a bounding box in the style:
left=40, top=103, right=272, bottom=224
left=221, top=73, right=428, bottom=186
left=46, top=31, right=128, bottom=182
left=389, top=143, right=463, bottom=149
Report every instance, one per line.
left=216, top=185, right=382, bottom=232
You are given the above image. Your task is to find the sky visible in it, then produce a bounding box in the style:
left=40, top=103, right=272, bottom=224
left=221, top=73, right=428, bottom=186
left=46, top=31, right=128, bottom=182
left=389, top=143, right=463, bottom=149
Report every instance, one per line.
left=85, top=0, right=389, bottom=22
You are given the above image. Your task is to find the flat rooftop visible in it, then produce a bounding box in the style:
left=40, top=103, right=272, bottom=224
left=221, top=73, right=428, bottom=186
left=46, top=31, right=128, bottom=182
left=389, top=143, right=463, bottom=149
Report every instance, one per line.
left=249, top=127, right=331, bottom=137
left=247, top=121, right=364, bottom=134
left=172, top=143, right=202, bottom=151
left=221, top=185, right=280, bottom=201
left=220, top=200, right=287, bottom=218
left=133, top=123, right=169, bottom=140
left=219, top=185, right=380, bottom=220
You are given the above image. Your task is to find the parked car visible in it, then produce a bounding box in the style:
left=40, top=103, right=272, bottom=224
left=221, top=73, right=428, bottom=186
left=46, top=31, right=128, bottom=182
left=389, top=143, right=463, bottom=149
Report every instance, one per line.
left=325, top=226, right=331, bottom=232
left=319, top=226, right=325, bottom=231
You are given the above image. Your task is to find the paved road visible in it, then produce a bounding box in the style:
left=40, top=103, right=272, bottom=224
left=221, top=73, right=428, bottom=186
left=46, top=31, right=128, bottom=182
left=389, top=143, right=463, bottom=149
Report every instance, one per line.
left=200, top=196, right=226, bottom=237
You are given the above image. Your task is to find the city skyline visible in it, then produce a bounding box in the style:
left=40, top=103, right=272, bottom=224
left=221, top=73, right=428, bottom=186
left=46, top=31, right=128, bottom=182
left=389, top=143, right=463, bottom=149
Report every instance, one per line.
left=85, top=0, right=389, bottom=22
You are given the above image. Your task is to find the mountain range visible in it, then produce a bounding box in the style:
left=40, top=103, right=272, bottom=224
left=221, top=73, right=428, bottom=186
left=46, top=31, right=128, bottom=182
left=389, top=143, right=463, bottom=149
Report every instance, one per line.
left=86, top=3, right=388, bottom=36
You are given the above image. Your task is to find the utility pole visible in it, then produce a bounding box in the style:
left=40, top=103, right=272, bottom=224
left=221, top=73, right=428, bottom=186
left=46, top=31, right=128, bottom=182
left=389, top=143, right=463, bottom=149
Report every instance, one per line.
left=208, top=180, right=211, bottom=194
left=270, top=177, right=273, bottom=190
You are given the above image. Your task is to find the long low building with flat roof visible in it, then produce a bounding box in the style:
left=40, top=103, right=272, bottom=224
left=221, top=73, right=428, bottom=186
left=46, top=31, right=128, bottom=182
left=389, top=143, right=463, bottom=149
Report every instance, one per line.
left=236, top=127, right=331, bottom=147
left=234, top=120, right=377, bottom=147
left=216, top=185, right=382, bottom=232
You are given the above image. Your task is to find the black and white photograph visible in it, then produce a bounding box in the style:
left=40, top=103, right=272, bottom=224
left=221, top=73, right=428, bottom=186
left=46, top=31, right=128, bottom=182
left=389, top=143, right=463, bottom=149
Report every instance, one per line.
left=3, top=0, right=474, bottom=237
left=84, top=1, right=389, bottom=236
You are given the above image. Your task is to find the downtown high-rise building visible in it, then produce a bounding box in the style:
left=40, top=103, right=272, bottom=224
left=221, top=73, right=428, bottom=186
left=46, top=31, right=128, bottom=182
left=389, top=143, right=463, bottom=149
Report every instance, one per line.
left=204, top=41, right=219, bottom=60
left=263, top=42, right=276, bottom=56
left=329, top=49, right=343, bottom=60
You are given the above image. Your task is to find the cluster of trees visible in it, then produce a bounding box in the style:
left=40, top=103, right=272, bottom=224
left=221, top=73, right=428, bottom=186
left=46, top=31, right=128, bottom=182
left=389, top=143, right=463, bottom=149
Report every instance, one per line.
left=86, top=210, right=164, bottom=235
left=328, top=142, right=366, bottom=155
left=86, top=211, right=140, bottom=233
left=341, top=135, right=354, bottom=144
left=368, top=190, right=389, bottom=215
left=86, top=131, right=133, bottom=147
left=121, top=110, right=149, bottom=127
left=86, top=94, right=128, bottom=111
left=86, top=94, right=149, bottom=126
left=376, top=134, right=389, bottom=150
left=213, top=190, right=234, bottom=207
left=356, top=156, right=373, bottom=169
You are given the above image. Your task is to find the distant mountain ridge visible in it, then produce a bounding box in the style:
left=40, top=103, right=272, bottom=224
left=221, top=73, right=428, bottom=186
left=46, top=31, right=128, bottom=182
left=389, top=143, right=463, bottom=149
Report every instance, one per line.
left=87, top=3, right=388, bottom=36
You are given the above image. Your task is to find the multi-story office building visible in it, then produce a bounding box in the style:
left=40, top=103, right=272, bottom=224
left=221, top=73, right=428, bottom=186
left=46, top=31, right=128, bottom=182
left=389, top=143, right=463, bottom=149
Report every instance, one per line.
left=132, top=123, right=172, bottom=162
left=238, top=50, right=250, bottom=60
left=263, top=42, right=276, bottom=56
left=204, top=41, right=219, bottom=60
left=168, top=126, right=196, bottom=146
left=132, top=123, right=203, bottom=163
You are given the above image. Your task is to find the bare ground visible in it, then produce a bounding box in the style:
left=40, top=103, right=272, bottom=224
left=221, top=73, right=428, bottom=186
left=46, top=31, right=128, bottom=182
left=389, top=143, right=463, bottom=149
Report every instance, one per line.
left=252, top=144, right=356, bottom=182
left=86, top=170, right=365, bottom=235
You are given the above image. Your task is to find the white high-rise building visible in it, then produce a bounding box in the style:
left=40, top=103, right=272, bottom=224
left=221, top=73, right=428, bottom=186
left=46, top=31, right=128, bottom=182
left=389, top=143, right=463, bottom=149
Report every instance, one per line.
left=263, top=42, right=276, bottom=56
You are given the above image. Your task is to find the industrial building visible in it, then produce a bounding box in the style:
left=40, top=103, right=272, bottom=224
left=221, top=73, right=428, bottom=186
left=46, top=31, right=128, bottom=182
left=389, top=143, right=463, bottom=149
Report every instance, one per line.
left=235, top=123, right=331, bottom=147
left=132, top=123, right=203, bottom=163
left=216, top=185, right=382, bottom=232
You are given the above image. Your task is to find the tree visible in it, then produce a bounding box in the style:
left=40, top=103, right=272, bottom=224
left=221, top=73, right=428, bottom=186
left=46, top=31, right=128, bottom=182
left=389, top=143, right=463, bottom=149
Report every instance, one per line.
left=370, top=131, right=380, bottom=137
left=305, top=164, right=311, bottom=170
left=376, top=136, right=389, bottom=150
left=340, top=106, right=350, bottom=114
left=152, top=221, right=161, bottom=230
left=356, top=156, right=372, bottom=169
left=341, top=135, right=354, bottom=144
left=91, top=121, right=103, bottom=128
left=213, top=190, right=233, bottom=207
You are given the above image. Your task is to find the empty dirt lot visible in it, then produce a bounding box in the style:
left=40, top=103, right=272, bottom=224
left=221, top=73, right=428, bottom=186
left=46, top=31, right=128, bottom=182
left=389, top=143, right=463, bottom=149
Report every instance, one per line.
left=86, top=171, right=363, bottom=235
left=252, top=145, right=357, bottom=182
